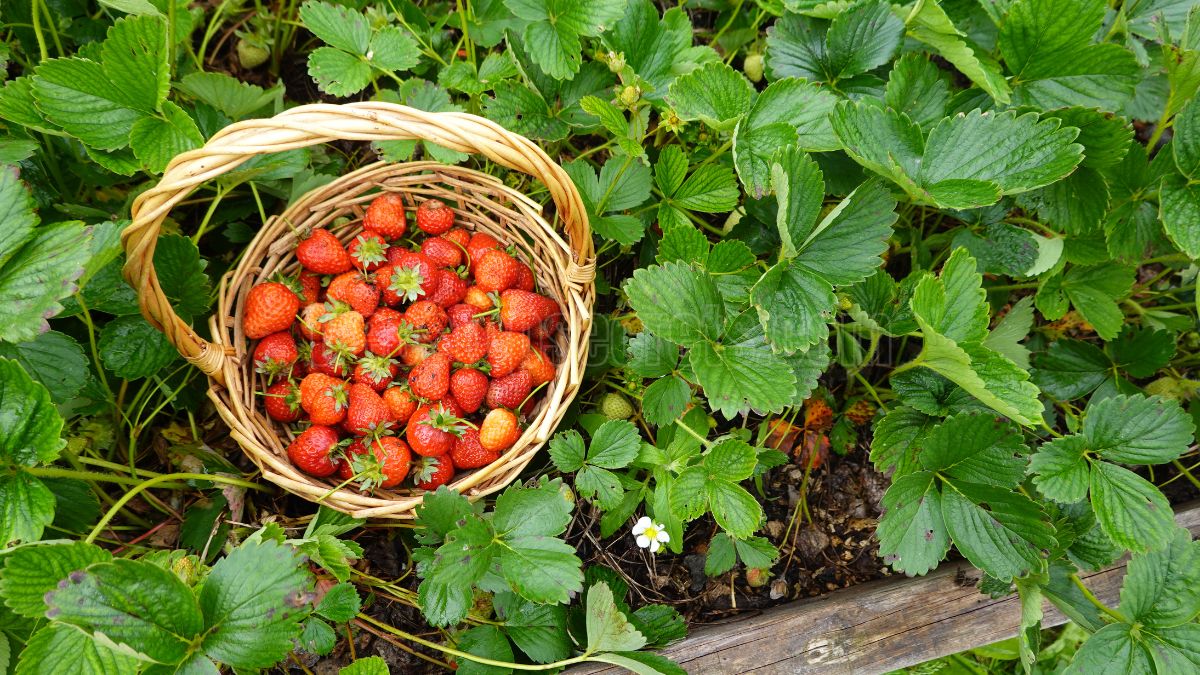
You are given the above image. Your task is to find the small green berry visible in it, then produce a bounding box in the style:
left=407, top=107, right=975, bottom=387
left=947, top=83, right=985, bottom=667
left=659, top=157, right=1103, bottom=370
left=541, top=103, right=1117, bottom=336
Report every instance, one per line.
left=600, top=392, right=634, bottom=420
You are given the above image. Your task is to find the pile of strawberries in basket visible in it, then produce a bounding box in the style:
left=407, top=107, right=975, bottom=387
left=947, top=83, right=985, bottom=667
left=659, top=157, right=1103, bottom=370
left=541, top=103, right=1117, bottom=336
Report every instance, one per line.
left=241, top=192, right=561, bottom=492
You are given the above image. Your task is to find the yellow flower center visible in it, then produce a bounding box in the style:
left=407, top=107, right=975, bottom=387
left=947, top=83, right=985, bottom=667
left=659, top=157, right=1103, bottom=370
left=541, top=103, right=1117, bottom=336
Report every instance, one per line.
left=643, top=525, right=660, bottom=540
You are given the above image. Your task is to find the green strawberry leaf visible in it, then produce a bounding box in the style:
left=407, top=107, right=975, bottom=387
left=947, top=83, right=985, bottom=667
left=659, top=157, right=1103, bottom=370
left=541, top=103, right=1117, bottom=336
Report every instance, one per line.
left=1084, top=394, right=1195, bottom=464
left=904, top=1, right=1011, bottom=104
left=0, top=541, right=111, bottom=618
left=765, top=1, right=904, bottom=84
left=734, top=78, right=840, bottom=197
left=624, top=261, right=723, bottom=348
left=642, top=376, right=690, bottom=427
left=176, top=72, right=279, bottom=120
left=15, top=623, right=140, bottom=675
left=877, top=471, right=949, bottom=576
left=1029, top=435, right=1091, bottom=503
left=666, top=61, right=753, bottom=131
left=1032, top=339, right=1111, bottom=401
left=1118, top=527, right=1200, bottom=628
left=601, top=0, right=714, bottom=101
left=586, top=582, right=647, bottom=653
left=941, top=481, right=1055, bottom=582
left=299, top=0, right=369, bottom=54
left=504, top=0, right=626, bottom=79
left=456, top=625, right=514, bottom=675
left=1089, top=461, right=1174, bottom=553
left=885, top=53, right=951, bottom=129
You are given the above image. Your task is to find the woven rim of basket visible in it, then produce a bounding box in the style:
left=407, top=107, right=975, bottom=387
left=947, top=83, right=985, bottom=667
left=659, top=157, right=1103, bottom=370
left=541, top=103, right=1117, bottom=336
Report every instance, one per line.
left=121, top=103, right=595, bottom=519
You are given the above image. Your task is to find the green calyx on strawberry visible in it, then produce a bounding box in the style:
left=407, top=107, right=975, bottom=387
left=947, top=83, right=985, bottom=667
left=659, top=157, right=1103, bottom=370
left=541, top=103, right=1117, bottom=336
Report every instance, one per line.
left=421, top=404, right=468, bottom=438
left=388, top=265, right=427, bottom=303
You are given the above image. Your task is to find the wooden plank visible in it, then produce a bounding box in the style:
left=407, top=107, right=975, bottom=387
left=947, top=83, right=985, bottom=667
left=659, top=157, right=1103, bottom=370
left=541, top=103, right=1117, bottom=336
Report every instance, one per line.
left=572, top=502, right=1200, bottom=675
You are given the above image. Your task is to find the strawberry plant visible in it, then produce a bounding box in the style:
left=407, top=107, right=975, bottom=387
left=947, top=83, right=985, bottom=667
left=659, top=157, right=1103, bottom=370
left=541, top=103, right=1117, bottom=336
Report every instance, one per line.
left=1, top=0, right=1200, bottom=672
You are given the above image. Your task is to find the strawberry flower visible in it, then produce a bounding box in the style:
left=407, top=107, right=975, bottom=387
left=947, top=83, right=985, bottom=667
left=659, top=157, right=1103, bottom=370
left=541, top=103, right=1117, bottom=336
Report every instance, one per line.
left=632, top=516, right=669, bottom=553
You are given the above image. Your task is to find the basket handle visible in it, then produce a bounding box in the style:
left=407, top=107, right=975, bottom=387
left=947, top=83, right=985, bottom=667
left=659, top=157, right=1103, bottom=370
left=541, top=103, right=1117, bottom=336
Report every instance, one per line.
left=122, top=102, right=593, bottom=383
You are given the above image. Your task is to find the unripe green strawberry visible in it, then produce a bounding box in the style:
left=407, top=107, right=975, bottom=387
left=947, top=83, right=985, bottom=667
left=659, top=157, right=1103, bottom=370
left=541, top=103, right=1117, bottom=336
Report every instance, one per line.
left=743, top=53, right=764, bottom=83
left=600, top=392, right=633, bottom=420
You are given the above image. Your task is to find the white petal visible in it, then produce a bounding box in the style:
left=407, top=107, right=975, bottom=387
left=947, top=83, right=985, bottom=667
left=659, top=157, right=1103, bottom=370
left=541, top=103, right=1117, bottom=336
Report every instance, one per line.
left=657, top=531, right=670, bottom=543
left=649, top=539, right=661, bottom=553
left=632, top=517, right=651, bottom=535
left=636, top=534, right=651, bottom=548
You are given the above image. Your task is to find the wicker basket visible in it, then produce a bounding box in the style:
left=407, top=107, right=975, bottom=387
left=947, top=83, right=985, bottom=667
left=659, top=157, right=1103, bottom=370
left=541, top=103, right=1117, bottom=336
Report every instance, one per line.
left=122, top=102, right=594, bottom=519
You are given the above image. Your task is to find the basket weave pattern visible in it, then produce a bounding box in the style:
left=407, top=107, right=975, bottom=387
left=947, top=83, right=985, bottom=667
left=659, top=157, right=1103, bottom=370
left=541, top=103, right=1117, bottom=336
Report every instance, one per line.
left=122, top=103, right=594, bottom=518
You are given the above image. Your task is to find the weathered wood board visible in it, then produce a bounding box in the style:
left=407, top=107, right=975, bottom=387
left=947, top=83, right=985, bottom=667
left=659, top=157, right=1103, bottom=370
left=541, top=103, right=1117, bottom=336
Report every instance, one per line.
left=571, top=502, right=1200, bottom=675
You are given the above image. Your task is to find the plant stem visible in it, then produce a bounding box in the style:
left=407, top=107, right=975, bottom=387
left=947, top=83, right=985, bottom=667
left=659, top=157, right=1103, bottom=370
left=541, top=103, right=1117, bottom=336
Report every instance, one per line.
left=86, top=473, right=271, bottom=544
left=24, top=466, right=186, bottom=488
left=1069, top=573, right=1126, bottom=624
left=356, top=614, right=593, bottom=670
left=674, top=418, right=712, bottom=447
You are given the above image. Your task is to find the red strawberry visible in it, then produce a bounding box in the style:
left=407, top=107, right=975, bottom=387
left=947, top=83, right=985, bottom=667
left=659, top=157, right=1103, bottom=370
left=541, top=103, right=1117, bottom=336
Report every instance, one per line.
left=299, top=270, right=323, bottom=304
left=296, top=229, right=352, bottom=274
left=449, top=367, right=488, bottom=414
left=421, top=236, right=463, bottom=268
left=407, top=403, right=465, bottom=457
left=323, top=310, right=366, bottom=357
left=451, top=429, right=500, bottom=469
left=243, top=282, right=300, bottom=339
left=298, top=303, right=326, bottom=340
left=382, top=386, right=417, bottom=425
left=486, top=370, right=533, bottom=410
left=447, top=303, right=481, bottom=329
left=366, top=307, right=417, bottom=357
left=408, top=351, right=451, bottom=400
left=300, top=373, right=349, bottom=425
left=363, top=192, right=409, bottom=239
left=382, top=250, right=440, bottom=302
left=439, top=321, right=488, bottom=364
left=310, top=342, right=351, bottom=378
left=529, top=315, right=559, bottom=344
left=415, top=198, right=455, bottom=235
left=467, top=232, right=501, bottom=271
left=426, top=269, right=467, bottom=308
left=519, top=346, right=556, bottom=386
left=440, top=393, right=464, bottom=418
left=513, top=262, right=535, bottom=292
left=413, top=455, right=455, bottom=491
left=464, top=286, right=494, bottom=311
left=475, top=250, right=520, bottom=293
left=344, top=382, right=393, bottom=435
left=287, top=425, right=341, bottom=477
left=404, top=300, right=448, bottom=344
left=264, top=380, right=303, bottom=423
left=353, top=352, right=399, bottom=391
left=328, top=272, right=380, bottom=317
left=488, top=331, right=530, bottom=378
left=254, top=331, right=298, bottom=379
left=499, top=290, right=559, bottom=333
left=340, top=437, right=411, bottom=489
left=400, top=342, right=433, bottom=367
left=444, top=227, right=470, bottom=249
left=479, top=408, right=520, bottom=452
left=348, top=232, right=389, bottom=272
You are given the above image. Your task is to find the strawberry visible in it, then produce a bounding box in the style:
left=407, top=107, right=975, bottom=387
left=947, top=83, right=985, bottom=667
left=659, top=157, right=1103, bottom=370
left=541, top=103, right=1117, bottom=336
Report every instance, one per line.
left=264, top=379, right=303, bottom=423
left=444, top=227, right=470, bottom=249
left=408, top=351, right=451, bottom=400
left=299, top=270, right=323, bottom=304
left=407, top=403, right=465, bottom=457
left=287, top=425, right=341, bottom=477
left=340, top=437, right=411, bottom=489
left=382, top=250, right=440, bottom=302
left=519, top=346, right=556, bottom=385
left=447, top=303, right=481, bottom=329
left=363, top=192, right=409, bottom=239
left=529, top=314, right=559, bottom=344
left=487, top=370, right=533, bottom=410
left=426, top=269, right=467, bottom=308
left=243, top=282, right=300, bottom=339
left=439, top=394, right=464, bottom=418
left=366, top=307, right=418, bottom=357
left=323, top=310, right=366, bottom=358
left=475, top=249, right=520, bottom=293
left=300, top=373, right=349, bottom=425
left=513, top=261, right=536, bottom=292
left=451, top=429, right=500, bottom=469
left=400, top=342, right=433, bottom=367
left=467, top=232, right=501, bottom=271
left=328, top=272, right=380, bottom=317
left=353, top=352, right=399, bottom=391
left=344, top=382, right=393, bottom=435
left=421, top=236, right=463, bottom=268
left=404, top=300, right=448, bottom=344
left=412, top=455, right=455, bottom=491
left=298, top=303, right=326, bottom=340
left=348, top=232, right=389, bottom=272
left=479, top=408, right=520, bottom=452
left=464, top=286, right=494, bottom=310
left=449, top=367, right=488, bottom=414
left=488, top=331, right=530, bottom=378
left=600, top=392, right=633, bottom=420
left=296, top=229, right=352, bottom=274
left=415, top=198, right=455, bottom=235
left=499, top=290, right=559, bottom=333
left=310, top=342, right=351, bottom=378
left=253, top=331, right=298, bottom=380
left=439, top=321, right=488, bottom=364
left=382, top=386, right=417, bottom=425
